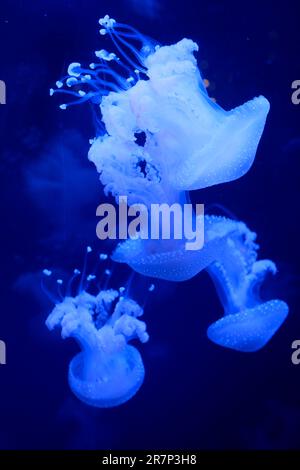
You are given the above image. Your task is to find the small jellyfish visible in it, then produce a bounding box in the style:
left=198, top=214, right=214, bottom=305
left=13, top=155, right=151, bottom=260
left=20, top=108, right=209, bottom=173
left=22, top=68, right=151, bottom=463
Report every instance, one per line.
left=44, top=253, right=149, bottom=407
left=206, top=220, right=289, bottom=351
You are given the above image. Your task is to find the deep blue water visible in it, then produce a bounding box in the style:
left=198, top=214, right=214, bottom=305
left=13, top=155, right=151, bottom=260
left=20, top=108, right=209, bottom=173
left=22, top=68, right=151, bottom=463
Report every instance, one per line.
left=0, top=0, right=300, bottom=450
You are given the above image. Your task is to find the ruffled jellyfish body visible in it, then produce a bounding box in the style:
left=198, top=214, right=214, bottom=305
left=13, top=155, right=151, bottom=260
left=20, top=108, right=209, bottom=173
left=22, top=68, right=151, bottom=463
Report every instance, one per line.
left=45, top=263, right=149, bottom=407
left=206, top=220, right=289, bottom=351
left=88, top=133, right=180, bottom=206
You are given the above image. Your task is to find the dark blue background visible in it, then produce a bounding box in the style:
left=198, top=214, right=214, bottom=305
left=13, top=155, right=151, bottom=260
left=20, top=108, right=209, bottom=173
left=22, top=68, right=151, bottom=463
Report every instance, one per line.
left=0, top=0, right=300, bottom=449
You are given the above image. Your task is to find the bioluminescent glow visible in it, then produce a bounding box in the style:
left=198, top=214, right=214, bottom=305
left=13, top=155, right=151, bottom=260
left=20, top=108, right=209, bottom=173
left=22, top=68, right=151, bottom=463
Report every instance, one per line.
left=44, top=249, right=149, bottom=408
left=52, top=14, right=269, bottom=202
left=205, top=218, right=289, bottom=351
left=46, top=15, right=288, bottom=407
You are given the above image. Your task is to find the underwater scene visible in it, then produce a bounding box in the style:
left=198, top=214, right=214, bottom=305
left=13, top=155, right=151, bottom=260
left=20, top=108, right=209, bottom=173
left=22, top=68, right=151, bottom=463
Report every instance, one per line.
left=0, top=0, right=300, bottom=452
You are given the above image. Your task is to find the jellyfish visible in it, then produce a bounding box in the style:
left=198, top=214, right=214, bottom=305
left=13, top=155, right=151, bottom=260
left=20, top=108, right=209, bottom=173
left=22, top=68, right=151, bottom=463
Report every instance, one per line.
left=44, top=252, right=149, bottom=407
left=112, top=215, right=239, bottom=281
left=93, top=35, right=270, bottom=192
left=205, top=220, right=289, bottom=352
left=114, top=216, right=289, bottom=351
left=51, top=15, right=270, bottom=201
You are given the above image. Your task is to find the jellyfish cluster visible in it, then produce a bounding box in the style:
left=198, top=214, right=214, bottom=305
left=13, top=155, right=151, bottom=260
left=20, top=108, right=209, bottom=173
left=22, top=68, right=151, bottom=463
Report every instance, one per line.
left=45, top=15, right=289, bottom=407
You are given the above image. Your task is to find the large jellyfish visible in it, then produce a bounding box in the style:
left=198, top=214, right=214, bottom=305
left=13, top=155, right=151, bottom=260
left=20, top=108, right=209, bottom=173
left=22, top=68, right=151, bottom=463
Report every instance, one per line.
left=44, top=253, right=149, bottom=408
left=52, top=15, right=270, bottom=198
left=91, top=36, right=269, bottom=192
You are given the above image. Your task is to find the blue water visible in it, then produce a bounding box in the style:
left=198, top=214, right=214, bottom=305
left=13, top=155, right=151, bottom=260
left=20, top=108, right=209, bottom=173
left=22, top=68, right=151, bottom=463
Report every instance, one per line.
left=0, top=0, right=300, bottom=450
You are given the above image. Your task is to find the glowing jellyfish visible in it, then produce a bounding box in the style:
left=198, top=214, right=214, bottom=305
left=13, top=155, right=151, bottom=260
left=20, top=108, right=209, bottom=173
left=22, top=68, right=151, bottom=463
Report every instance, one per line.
left=112, top=216, right=239, bottom=281
left=44, top=252, right=149, bottom=407
left=51, top=15, right=270, bottom=203
left=98, top=37, right=270, bottom=192
left=114, top=216, right=289, bottom=350
left=206, top=220, right=289, bottom=351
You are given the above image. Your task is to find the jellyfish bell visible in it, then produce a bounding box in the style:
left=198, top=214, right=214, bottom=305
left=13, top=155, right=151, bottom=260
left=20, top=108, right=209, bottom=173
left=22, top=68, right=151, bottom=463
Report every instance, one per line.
left=90, top=36, right=270, bottom=193
left=127, top=38, right=270, bottom=191
left=68, top=343, right=145, bottom=408
left=207, top=299, right=289, bottom=352
left=112, top=216, right=241, bottom=281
